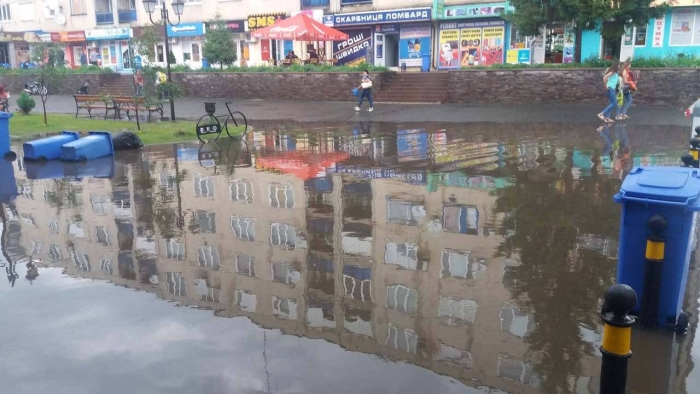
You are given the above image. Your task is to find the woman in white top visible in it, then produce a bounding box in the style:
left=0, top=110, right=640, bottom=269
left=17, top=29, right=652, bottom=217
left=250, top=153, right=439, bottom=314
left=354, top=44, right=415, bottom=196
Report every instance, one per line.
left=355, top=70, right=374, bottom=113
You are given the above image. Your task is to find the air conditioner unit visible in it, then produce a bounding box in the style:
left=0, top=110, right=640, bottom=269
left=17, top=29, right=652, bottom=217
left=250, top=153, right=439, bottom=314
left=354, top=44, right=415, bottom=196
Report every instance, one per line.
left=245, top=34, right=257, bottom=43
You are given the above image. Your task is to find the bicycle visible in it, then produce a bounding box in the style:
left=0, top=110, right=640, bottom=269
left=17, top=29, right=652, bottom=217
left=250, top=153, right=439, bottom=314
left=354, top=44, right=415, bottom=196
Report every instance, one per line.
left=195, top=102, right=248, bottom=144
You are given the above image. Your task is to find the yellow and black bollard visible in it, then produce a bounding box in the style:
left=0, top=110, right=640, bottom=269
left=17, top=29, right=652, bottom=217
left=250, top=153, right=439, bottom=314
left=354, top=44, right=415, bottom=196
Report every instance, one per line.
left=640, top=215, right=667, bottom=328
left=689, top=138, right=700, bottom=168
left=600, top=284, right=637, bottom=394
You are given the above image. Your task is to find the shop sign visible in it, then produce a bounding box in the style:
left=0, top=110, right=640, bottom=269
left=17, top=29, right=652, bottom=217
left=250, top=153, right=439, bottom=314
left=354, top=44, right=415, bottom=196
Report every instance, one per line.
left=506, top=48, right=531, bottom=64
left=0, top=32, right=41, bottom=43
left=167, top=23, right=205, bottom=37
left=652, top=18, right=665, bottom=47
left=325, top=8, right=431, bottom=27
left=439, top=2, right=512, bottom=20
left=247, top=13, right=286, bottom=31
left=85, top=27, right=131, bottom=41
left=56, top=31, right=86, bottom=42
left=208, top=20, right=246, bottom=33
left=331, top=165, right=426, bottom=184
left=332, top=28, right=372, bottom=66
left=376, top=24, right=398, bottom=33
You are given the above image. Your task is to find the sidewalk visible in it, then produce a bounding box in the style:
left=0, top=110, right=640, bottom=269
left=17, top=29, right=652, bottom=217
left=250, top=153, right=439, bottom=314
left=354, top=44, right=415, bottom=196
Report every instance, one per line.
left=14, top=94, right=690, bottom=127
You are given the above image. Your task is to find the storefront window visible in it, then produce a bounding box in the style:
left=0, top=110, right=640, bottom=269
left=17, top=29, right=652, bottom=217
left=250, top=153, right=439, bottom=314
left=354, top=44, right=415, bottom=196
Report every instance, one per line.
left=635, top=26, right=647, bottom=46
left=670, top=9, right=700, bottom=46
left=156, top=44, right=164, bottom=62
left=192, top=43, right=200, bottom=62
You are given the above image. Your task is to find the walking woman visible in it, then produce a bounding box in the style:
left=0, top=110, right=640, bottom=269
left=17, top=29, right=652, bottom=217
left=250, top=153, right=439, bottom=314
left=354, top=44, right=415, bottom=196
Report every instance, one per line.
left=355, top=70, right=374, bottom=113
left=598, top=60, right=620, bottom=123
left=617, top=59, right=636, bottom=120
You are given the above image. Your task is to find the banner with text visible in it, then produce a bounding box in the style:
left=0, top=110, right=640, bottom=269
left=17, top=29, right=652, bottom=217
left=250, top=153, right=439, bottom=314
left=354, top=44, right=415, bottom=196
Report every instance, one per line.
left=399, top=23, right=431, bottom=67
left=333, top=28, right=372, bottom=66
left=437, top=20, right=505, bottom=69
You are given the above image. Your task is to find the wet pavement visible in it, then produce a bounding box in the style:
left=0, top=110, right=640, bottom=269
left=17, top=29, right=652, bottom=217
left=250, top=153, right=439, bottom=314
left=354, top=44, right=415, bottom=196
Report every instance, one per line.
left=0, top=120, right=698, bottom=394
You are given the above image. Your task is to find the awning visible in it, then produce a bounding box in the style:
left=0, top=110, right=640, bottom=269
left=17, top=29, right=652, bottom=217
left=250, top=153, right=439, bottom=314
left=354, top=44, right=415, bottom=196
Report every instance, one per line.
left=251, top=14, right=349, bottom=41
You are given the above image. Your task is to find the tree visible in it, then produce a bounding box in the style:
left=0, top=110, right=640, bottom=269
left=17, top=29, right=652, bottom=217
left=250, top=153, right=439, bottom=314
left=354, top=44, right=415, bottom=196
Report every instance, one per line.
left=203, top=13, right=237, bottom=69
left=506, top=0, right=667, bottom=62
left=132, top=24, right=161, bottom=63
left=30, top=43, right=66, bottom=126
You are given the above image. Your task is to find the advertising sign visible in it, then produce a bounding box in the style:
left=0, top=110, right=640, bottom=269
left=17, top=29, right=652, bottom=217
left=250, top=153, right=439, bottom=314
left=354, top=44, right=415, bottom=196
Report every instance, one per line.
left=167, top=23, right=205, bottom=37
left=261, top=39, right=271, bottom=61
left=439, top=2, right=512, bottom=20
left=208, top=20, right=246, bottom=33
left=86, top=27, right=131, bottom=41
left=58, top=31, right=87, bottom=42
left=506, top=48, right=531, bottom=64
left=652, top=18, right=665, bottom=47
left=399, top=23, right=430, bottom=67
left=333, top=28, right=372, bottom=66
left=563, top=24, right=575, bottom=63
left=331, top=165, right=426, bottom=184
left=670, top=9, right=694, bottom=46
left=438, top=29, right=460, bottom=69
left=437, top=20, right=505, bottom=69
left=481, top=26, right=504, bottom=66
left=459, top=28, right=482, bottom=66
left=248, top=13, right=286, bottom=31
left=325, top=8, right=431, bottom=27
left=397, top=129, right=429, bottom=162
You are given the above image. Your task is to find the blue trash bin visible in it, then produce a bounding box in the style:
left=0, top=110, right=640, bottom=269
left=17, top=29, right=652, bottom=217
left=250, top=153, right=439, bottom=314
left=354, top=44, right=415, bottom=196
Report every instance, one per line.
left=0, top=158, right=17, bottom=203
left=25, top=160, right=65, bottom=180
left=0, top=111, right=13, bottom=158
left=61, top=131, right=114, bottom=162
left=202, top=58, right=210, bottom=69
left=64, top=156, right=115, bottom=179
left=614, top=166, right=700, bottom=327
left=23, top=131, right=80, bottom=161
left=421, top=53, right=431, bottom=72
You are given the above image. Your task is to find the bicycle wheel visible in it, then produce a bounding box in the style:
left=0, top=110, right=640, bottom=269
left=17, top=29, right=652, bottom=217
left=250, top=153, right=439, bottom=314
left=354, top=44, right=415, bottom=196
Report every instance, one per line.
left=225, top=111, right=248, bottom=139
left=195, top=114, right=223, bottom=144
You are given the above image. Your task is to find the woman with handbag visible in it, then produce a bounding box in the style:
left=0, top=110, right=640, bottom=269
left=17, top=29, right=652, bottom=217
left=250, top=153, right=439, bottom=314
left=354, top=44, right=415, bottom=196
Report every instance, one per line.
left=355, top=70, right=374, bottom=113
left=598, top=60, right=620, bottom=123
left=617, top=60, right=637, bottom=120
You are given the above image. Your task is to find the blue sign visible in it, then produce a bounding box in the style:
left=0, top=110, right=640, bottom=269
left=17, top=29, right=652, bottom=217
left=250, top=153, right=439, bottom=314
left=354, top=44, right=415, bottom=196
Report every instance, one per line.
left=518, top=49, right=531, bottom=63
left=331, top=165, right=427, bottom=185
left=399, top=24, right=431, bottom=67
left=326, top=8, right=432, bottom=27
left=377, top=24, right=399, bottom=33
left=133, top=55, right=142, bottom=70
left=167, top=23, right=205, bottom=37
left=333, top=28, right=372, bottom=66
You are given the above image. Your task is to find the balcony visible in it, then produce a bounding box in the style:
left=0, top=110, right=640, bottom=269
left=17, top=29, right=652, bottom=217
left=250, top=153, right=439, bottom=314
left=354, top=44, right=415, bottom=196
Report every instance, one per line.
left=118, top=9, right=137, bottom=23
left=301, top=0, right=330, bottom=8
left=95, top=12, right=114, bottom=25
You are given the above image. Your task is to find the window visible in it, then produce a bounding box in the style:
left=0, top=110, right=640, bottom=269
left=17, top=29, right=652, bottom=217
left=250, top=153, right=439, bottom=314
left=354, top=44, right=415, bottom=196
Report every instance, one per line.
left=183, top=0, right=202, bottom=4
left=196, top=210, right=216, bottom=233
left=500, top=303, right=534, bottom=338
left=343, top=275, right=372, bottom=303
left=386, top=325, right=419, bottom=354
left=235, top=254, right=256, bottom=277
left=438, top=344, right=473, bottom=369
left=497, top=355, right=540, bottom=387
left=386, top=284, right=419, bottom=314
left=194, top=175, right=214, bottom=197
left=49, top=244, right=62, bottom=261
left=441, top=250, right=486, bottom=279
left=30, top=240, right=42, bottom=255
left=48, top=219, right=60, bottom=234
left=307, top=296, right=335, bottom=328
left=438, top=297, right=478, bottom=325
left=670, top=9, right=700, bottom=46
left=166, top=272, right=187, bottom=296
left=272, top=262, right=301, bottom=285
left=385, top=242, right=425, bottom=271
left=156, top=44, right=165, bottom=62
left=192, top=43, right=200, bottom=62
left=230, top=216, right=255, bottom=241
left=95, top=226, right=110, bottom=246
left=442, top=205, right=479, bottom=235
left=635, top=26, right=647, bottom=46
left=160, top=172, right=177, bottom=190
left=100, top=258, right=113, bottom=275
left=386, top=199, right=426, bottom=226
left=68, top=221, right=85, bottom=238
left=21, top=214, right=36, bottom=227
left=90, top=194, right=110, bottom=215
left=272, top=296, right=298, bottom=320
left=165, top=239, right=185, bottom=261
left=71, top=249, right=91, bottom=272
left=270, top=223, right=298, bottom=249
left=198, top=246, right=221, bottom=269
left=18, top=181, right=33, bottom=199
left=71, top=0, right=86, bottom=14
left=113, top=199, right=132, bottom=219
left=343, top=305, right=373, bottom=337
left=230, top=180, right=254, bottom=203
left=0, top=4, right=10, bottom=22
left=193, top=279, right=221, bottom=302
left=269, top=183, right=295, bottom=209
left=235, top=290, right=257, bottom=312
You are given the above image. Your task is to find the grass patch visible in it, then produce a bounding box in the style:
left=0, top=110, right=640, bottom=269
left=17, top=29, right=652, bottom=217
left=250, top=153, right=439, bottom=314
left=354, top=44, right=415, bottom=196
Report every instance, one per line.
left=9, top=113, right=201, bottom=146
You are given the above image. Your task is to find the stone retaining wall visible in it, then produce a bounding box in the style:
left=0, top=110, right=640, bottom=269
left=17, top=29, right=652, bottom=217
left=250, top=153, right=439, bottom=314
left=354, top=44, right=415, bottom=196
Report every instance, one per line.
left=2, top=73, right=105, bottom=95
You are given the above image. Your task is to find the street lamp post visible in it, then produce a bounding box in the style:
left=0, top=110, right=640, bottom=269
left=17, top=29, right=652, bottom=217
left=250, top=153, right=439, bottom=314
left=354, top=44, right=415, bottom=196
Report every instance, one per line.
left=142, top=0, right=184, bottom=122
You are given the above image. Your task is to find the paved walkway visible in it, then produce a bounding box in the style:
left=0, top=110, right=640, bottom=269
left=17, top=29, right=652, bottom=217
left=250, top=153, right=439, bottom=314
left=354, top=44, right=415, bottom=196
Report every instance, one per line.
left=13, top=94, right=691, bottom=126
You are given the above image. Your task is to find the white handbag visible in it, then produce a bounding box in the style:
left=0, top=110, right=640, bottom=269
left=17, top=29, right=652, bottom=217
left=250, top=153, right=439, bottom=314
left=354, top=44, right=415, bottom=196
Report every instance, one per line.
left=361, top=81, right=372, bottom=89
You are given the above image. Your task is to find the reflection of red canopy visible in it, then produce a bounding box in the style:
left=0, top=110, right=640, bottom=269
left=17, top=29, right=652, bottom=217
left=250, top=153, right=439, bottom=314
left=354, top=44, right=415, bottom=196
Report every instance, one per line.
left=259, top=151, right=350, bottom=180
left=250, top=14, right=349, bottom=41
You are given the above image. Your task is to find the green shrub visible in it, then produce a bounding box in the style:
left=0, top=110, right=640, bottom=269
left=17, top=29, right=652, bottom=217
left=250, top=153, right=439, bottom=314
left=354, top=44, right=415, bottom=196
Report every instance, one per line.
left=17, top=92, right=36, bottom=114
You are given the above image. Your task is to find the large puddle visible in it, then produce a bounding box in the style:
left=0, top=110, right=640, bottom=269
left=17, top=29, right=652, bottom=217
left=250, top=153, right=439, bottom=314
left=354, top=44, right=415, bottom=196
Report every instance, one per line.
left=0, top=121, right=696, bottom=394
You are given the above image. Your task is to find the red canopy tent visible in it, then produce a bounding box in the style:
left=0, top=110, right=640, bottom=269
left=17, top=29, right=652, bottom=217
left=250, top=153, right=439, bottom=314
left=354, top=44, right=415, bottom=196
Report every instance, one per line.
left=250, top=14, right=348, bottom=41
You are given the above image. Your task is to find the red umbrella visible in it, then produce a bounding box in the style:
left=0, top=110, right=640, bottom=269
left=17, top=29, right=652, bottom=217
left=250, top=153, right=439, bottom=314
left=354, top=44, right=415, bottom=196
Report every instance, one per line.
left=251, top=14, right=349, bottom=41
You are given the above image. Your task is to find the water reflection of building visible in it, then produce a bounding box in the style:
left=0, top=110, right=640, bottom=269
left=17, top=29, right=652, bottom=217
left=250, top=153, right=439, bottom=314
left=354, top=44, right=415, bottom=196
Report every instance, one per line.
left=7, top=145, right=604, bottom=394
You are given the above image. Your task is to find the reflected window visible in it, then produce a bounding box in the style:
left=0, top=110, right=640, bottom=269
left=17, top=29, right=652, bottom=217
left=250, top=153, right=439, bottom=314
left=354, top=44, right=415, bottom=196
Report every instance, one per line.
left=196, top=210, right=216, bottom=234
left=269, top=183, right=295, bottom=209
left=70, top=249, right=91, bottom=272
left=230, top=216, right=255, bottom=241
left=49, top=244, right=62, bottom=261
left=438, top=297, right=478, bottom=325
left=100, top=258, right=113, bottom=275
left=438, top=344, right=473, bottom=368
left=113, top=199, right=132, bottom=219
left=386, top=199, right=426, bottom=226
left=497, top=354, right=540, bottom=387
left=500, top=303, right=534, bottom=338
left=270, top=223, right=298, bottom=250
left=344, top=304, right=373, bottom=338
left=68, top=221, right=85, bottom=238
left=21, top=214, right=36, bottom=227
left=443, top=205, right=479, bottom=235
left=95, top=226, right=110, bottom=246
left=160, top=172, right=177, bottom=190
left=272, top=296, right=298, bottom=320
left=198, top=246, right=221, bottom=269
left=386, top=324, right=419, bottom=354
left=386, top=284, right=419, bottom=314
left=235, top=254, right=256, bottom=277
left=441, top=250, right=485, bottom=279
left=341, top=233, right=372, bottom=257
left=19, top=181, right=33, bottom=199
left=166, top=272, right=187, bottom=296
left=48, top=219, right=60, bottom=234
left=308, top=296, right=335, bottom=328
left=165, top=239, right=185, bottom=261
left=90, top=194, right=111, bottom=215
left=235, top=290, right=257, bottom=312
left=30, top=240, right=42, bottom=255
left=230, top=180, right=254, bottom=203
left=343, top=265, right=372, bottom=303
left=385, top=243, right=425, bottom=271
left=194, top=175, right=214, bottom=198
left=193, top=279, right=221, bottom=303
left=272, top=262, right=301, bottom=285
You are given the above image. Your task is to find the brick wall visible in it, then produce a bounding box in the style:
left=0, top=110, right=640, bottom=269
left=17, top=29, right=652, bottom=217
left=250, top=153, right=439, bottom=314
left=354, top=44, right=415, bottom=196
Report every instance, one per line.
left=447, top=68, right=700, bottom=106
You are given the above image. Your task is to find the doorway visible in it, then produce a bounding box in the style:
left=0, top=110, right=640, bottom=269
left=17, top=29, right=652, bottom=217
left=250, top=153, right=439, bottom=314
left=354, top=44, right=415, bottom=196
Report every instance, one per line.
left=72, top=45, right=85, bottom=67
left=374, top=32, right=399, bottom=67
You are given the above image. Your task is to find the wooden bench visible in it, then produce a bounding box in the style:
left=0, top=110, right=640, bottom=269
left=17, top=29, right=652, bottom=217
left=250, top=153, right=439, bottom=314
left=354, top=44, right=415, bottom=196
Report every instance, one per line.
left=73, top=94, right=116, bottom=119
left=113, top=96, right=164, bottom=122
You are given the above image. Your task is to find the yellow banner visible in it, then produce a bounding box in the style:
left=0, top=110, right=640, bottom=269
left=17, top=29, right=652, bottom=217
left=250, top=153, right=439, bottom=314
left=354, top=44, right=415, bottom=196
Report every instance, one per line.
left=460, top=28, right=482, bottom=67
left=438, top=29, right=460, bottom=68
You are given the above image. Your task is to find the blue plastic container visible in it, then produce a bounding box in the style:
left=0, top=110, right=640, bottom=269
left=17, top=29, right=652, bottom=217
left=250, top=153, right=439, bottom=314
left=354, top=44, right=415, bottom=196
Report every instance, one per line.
left=202, top=58, right=210, bottom=69
left=0, top=111, right=13, bottom=158
left=61, top=131, right=114, bottom=162
left=25, top=160, right=65, bottom=180
left=0, top=158, right=17, bottom=203
left=352, top=87, right=359, bottom=97
left=23, top=131, right=80, bottom=161
left=64, top=156, right=115, bottom=179
left=421, top=53, right=430, bottom=72
left=614, top=167, right=700, bottom=327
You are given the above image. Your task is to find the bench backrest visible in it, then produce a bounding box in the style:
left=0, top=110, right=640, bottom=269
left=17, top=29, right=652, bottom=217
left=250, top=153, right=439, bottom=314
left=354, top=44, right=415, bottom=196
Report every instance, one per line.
left=74, top=95, right=102, bottom=102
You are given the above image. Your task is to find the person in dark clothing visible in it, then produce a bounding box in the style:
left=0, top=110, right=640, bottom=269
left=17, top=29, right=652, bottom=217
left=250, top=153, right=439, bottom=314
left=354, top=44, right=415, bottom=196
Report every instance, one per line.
left=80, top=50, right=88, bottom=66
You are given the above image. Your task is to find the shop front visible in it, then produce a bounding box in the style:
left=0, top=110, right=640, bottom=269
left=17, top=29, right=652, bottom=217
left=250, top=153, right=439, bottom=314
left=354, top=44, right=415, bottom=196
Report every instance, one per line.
left=247, top=13, right=287, bottom=65
left=324, top=7, right=432, bottom=68
left=85, top=28, right=133, bottom=72
left=0, top=32, right=42, bottom=68
left=206, top=19, right=247, bottom=67
left=435, top=2, right=510, bottom=69
left=167, top=23, right=205, bottom=69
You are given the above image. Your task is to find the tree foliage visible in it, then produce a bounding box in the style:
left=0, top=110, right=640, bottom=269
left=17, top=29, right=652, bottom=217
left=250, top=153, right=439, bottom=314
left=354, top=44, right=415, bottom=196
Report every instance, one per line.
left=133, top=24, right=161, bottom=63
left=203, top=13, right=237, bottom=68
left=30, top=42, right=66, bottom=126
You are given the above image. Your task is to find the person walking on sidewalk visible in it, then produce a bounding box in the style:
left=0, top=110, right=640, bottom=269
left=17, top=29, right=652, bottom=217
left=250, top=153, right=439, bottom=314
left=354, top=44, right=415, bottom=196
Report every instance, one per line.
left=617, top=59, right=637, bottom=120
left=134, top=70, right=144, bottom=97
left=355, top=70, right=374, bottom=113
left=598, top=60, right=620, bottom=123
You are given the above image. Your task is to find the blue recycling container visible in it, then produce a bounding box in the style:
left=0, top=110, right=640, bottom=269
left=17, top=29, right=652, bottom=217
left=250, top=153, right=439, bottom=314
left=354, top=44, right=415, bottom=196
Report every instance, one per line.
left=63, top=156, right=115, bottom=179
left=202, top=58, right=210, bottom=69
left=25, top=160, right=65, bottom=180
left=0, top=158, right=17, bottom=203
left=0, top=111, right=13, bottom=158
left=61, top=131, right=114, bottom=162
left=614, top=166, right=700, bottom=327
left=23, top=131, right=80, bottom=161
left=421, top=53, right=430, bottom=72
